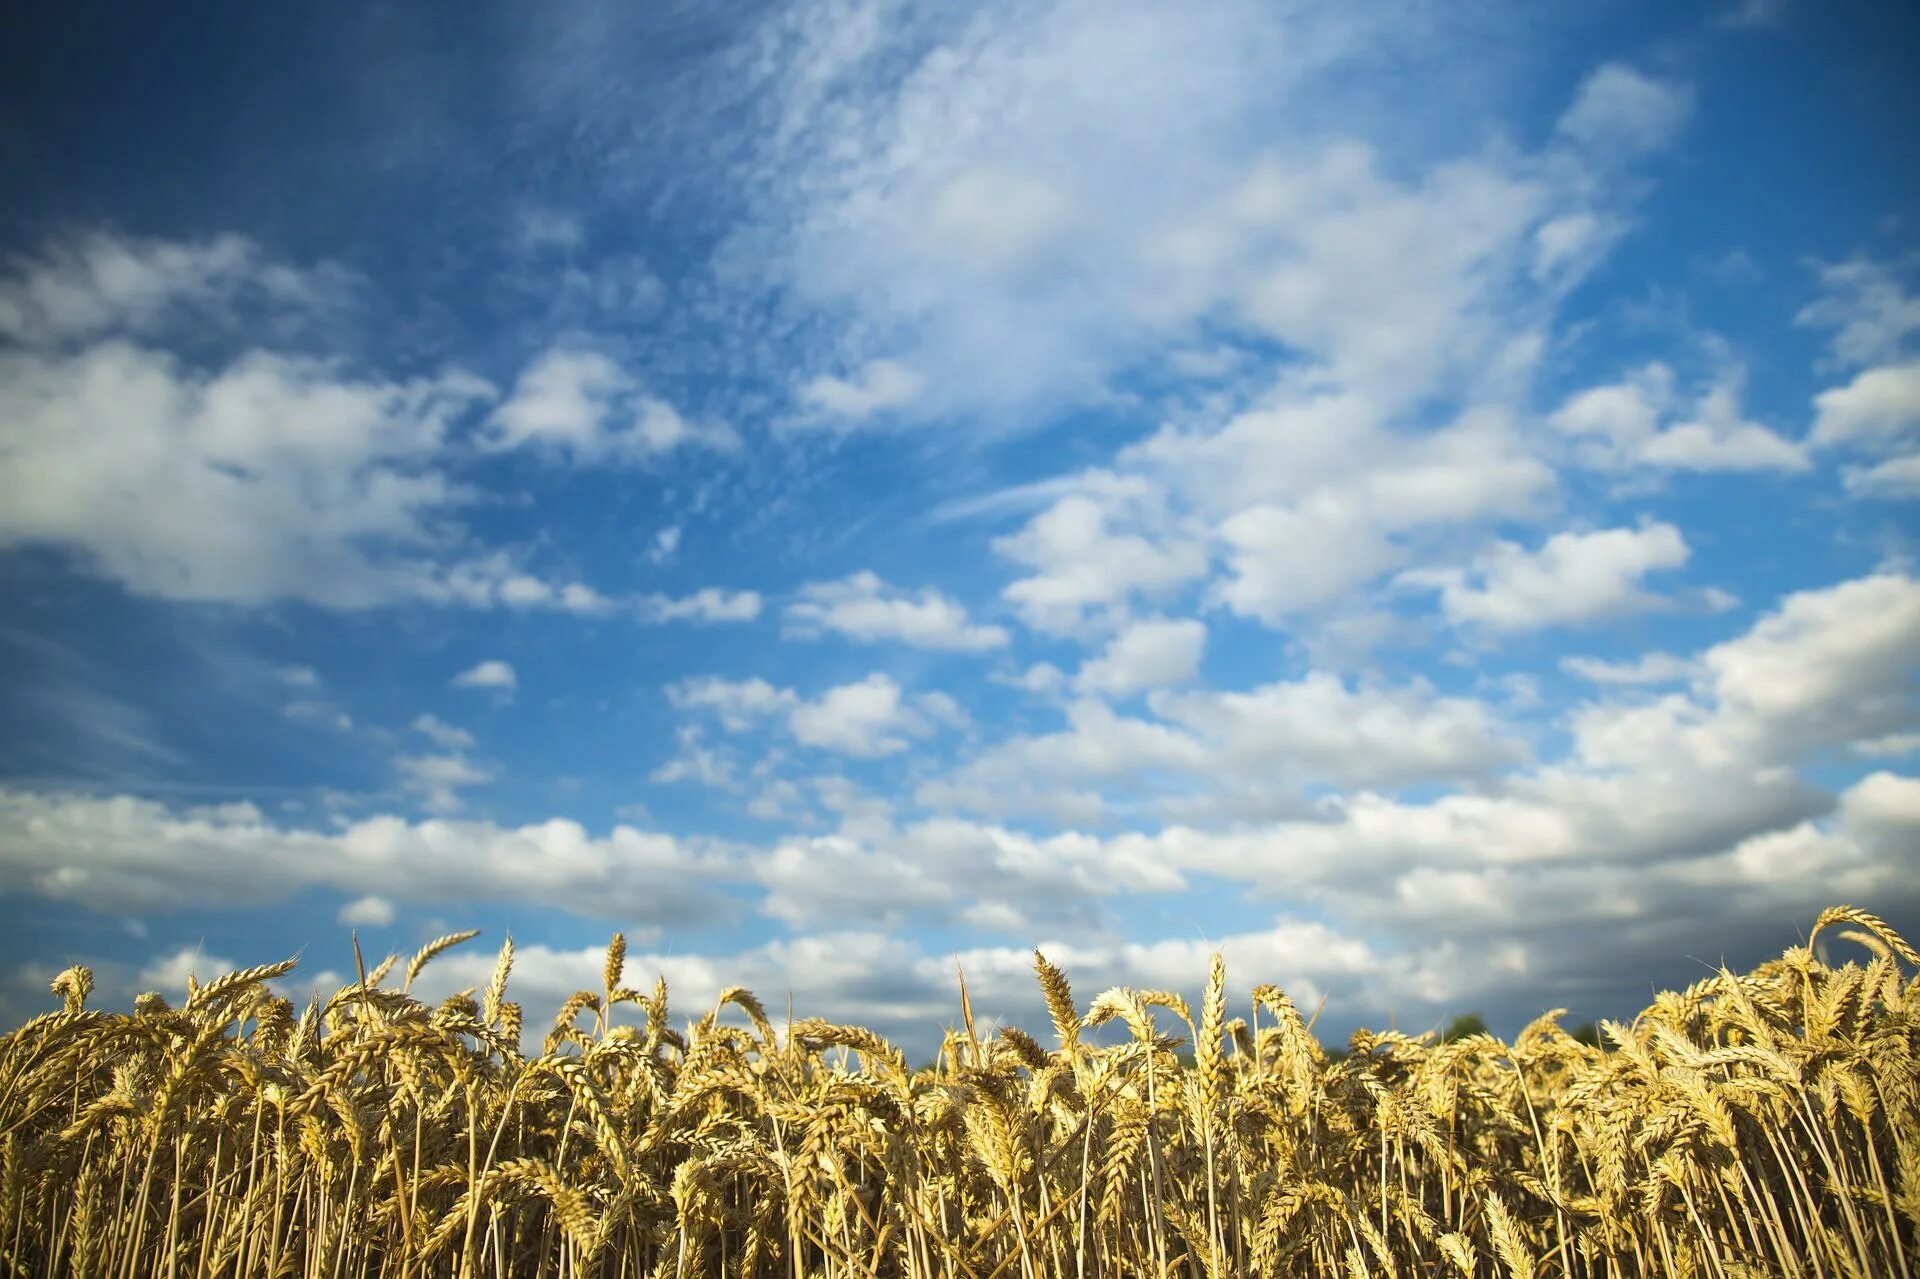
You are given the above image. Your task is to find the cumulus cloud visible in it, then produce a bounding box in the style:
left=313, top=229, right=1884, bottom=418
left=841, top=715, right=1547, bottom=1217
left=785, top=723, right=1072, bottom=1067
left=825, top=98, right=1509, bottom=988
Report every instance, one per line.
left=395, top=752, right=494, bottom=814
left=785, top=571, right=1007, bottom=650
left=1554, top=63, right=1693, bottom=158
left=638, top=588, right=764, bottom=623
left=411, top=713, right=476, bottom=751
left=1136, top=571, right=1920, bottom=899
left=1151, top=673, right=1525, bottom=790
left=0, top=789, right=740, bottom=921
left=451, top=660, right=516, bottom=692
left=0, top=232, right=636, bottom=612
left=1700, top=571, right=1920, bottom=755
left=1073, top=617, right=1206, bottom=697
left=1112, top=389, right=1552, bottom=627
left=1411, top=523, right=1691, bottom=632
left=0, top=230, right=348, bottom=347
left=1560, top=652, right=1694, bottom=685
left=1799, top=261, right=1920, bottom=496
left=789, top=674, right=934, bottom=758
left=667, top=676, right=798, bottom=731
left=1796, top=257, right=1920, bottom=370
left=1811, top=361, right=1920, bottom=447
left=648, top=725, right=741, bottom=789
left=925, top=670, right=1521, bottom=822
left=337, top=894, right=396, bottom=927
left=6, top=576, right=1913, bottom=1042
left=993, top=475, right=1208, bottom=635
left=795, top=359, right=923, bottom=422
left=917, top=699, right=1210, bottom=822
left=0, top=342, right=501, bottom=606
left=1550, top=364, right=1808, bottom=473
left=484, top=344, right=737, bottom=462
left=756, top=815, right=1183, bottom=933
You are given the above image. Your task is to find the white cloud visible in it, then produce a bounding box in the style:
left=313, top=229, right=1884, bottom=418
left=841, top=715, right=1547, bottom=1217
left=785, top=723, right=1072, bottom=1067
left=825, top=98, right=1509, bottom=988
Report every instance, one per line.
left=649, top=725, right=740, bottom=789
left=1004, top=662, right=1066, bottom=696
left=1131, top=572, right=1920, bottom=910
left=785, top=571, right=1007, bottom=650
left=137, top=946, right=240, bottom=999
left=796, top=359, right=923, bottom=422
left=0, top=342, right=506, bottom=607
left=8, top=575, right=1914, bottom=1042
left=1413, top=522, right=1691, bottom=632
left=633, top=396, right=740, bottom=454
left=1151, top=673, right=1525, bottom=790
left=1700, top=571, right=1920, bottom=754
left=918, top=699, right=1209, bottom=821
left=1550, top=364, right=1808, bottom=473
left=410, top=713, right=475, bottom=751
left=451, top=660, right=516, bottom=691
left=1122, top=391, right=1553, bottom=625
left=789, top=674, right=932, bottom=758
left=395, top=752, right=494, bottom=813
left=0, top=232, right=640, bottom=613
left=648, top=525, right=682, bottom=564
left=756, top=815, right=1181, bottom=933
left=1799, top=260, right=1919, bottom=496
left=1214, top=498, right=1402, bottom=624
left=0, top=230, right=346, bottom=347
left=488, top=573, right=613, bottom=615
left=739, top=3, right=1653, bottom=429
left=337, top=894, right=396, bottom=927
left=484, top=347, right=629, bottom=453
left=485, top=344, right=737, bottom=462
left=0, top=788, right=739, bottom=922
left=993, top=475, right=1208, bottom=635
left=1073, top=616, right=1205, bottom=697
left=667, top=676, right=798, bottom=731
left=277, top=665, right=320, bottom=688
left=1811, top=361, right=1920, bottom=450
left=639, top=588, right=764, bottom=623
left=1842, top=453, right=1920, bottom=498
left=1554, top=63, right=1693, bottom=158
left=1796, top=257, right=1920, bottom=370
left=1560, top=652, right=1694, bottom=685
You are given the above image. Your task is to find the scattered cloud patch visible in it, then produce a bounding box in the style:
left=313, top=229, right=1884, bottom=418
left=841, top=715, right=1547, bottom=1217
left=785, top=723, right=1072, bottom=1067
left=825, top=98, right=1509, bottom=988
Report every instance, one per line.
left=1551, top=364, right=1808, bottom=473
left=394, top=752, right=494, bottom=813
left=0, top=788, right=738, bottom=922
left=789, top=674, right=937, bottom=758
left=1560, top=652, right=1695, bottom=685
left=1073, top=617, right=1206, bottom=698
left=410, top=713, right=475, bottom=751
left=1554, top=63, right=1694, bottom=158
left=484, top=344, right=737, bottom=463
left=639, top=588, right=763, bottom=623
left=1411, top=523, right=1691, bottom=632
left=786, top=572, right=1007, bottom=650
left=795, top=359, right=923, bottom=423
left=337, top=894, right=395, bottom=927
left=451, top=660, right=516, bottom=692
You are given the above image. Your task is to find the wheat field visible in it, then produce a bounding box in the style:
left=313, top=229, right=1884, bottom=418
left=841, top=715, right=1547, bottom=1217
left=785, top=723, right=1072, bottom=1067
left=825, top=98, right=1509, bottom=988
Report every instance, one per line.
left=0, top=906, right=1913, bottom=1278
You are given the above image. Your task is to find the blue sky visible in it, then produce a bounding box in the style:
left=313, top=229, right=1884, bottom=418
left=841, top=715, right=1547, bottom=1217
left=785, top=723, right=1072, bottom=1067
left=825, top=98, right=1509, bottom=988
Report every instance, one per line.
left=1, top=0, right=1917, bottom=1045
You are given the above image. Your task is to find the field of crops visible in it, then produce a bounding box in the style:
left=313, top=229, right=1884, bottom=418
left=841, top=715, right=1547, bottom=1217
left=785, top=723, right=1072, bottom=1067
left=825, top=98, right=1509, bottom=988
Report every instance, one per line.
left=0, top=905, right=1913, bottom=1278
